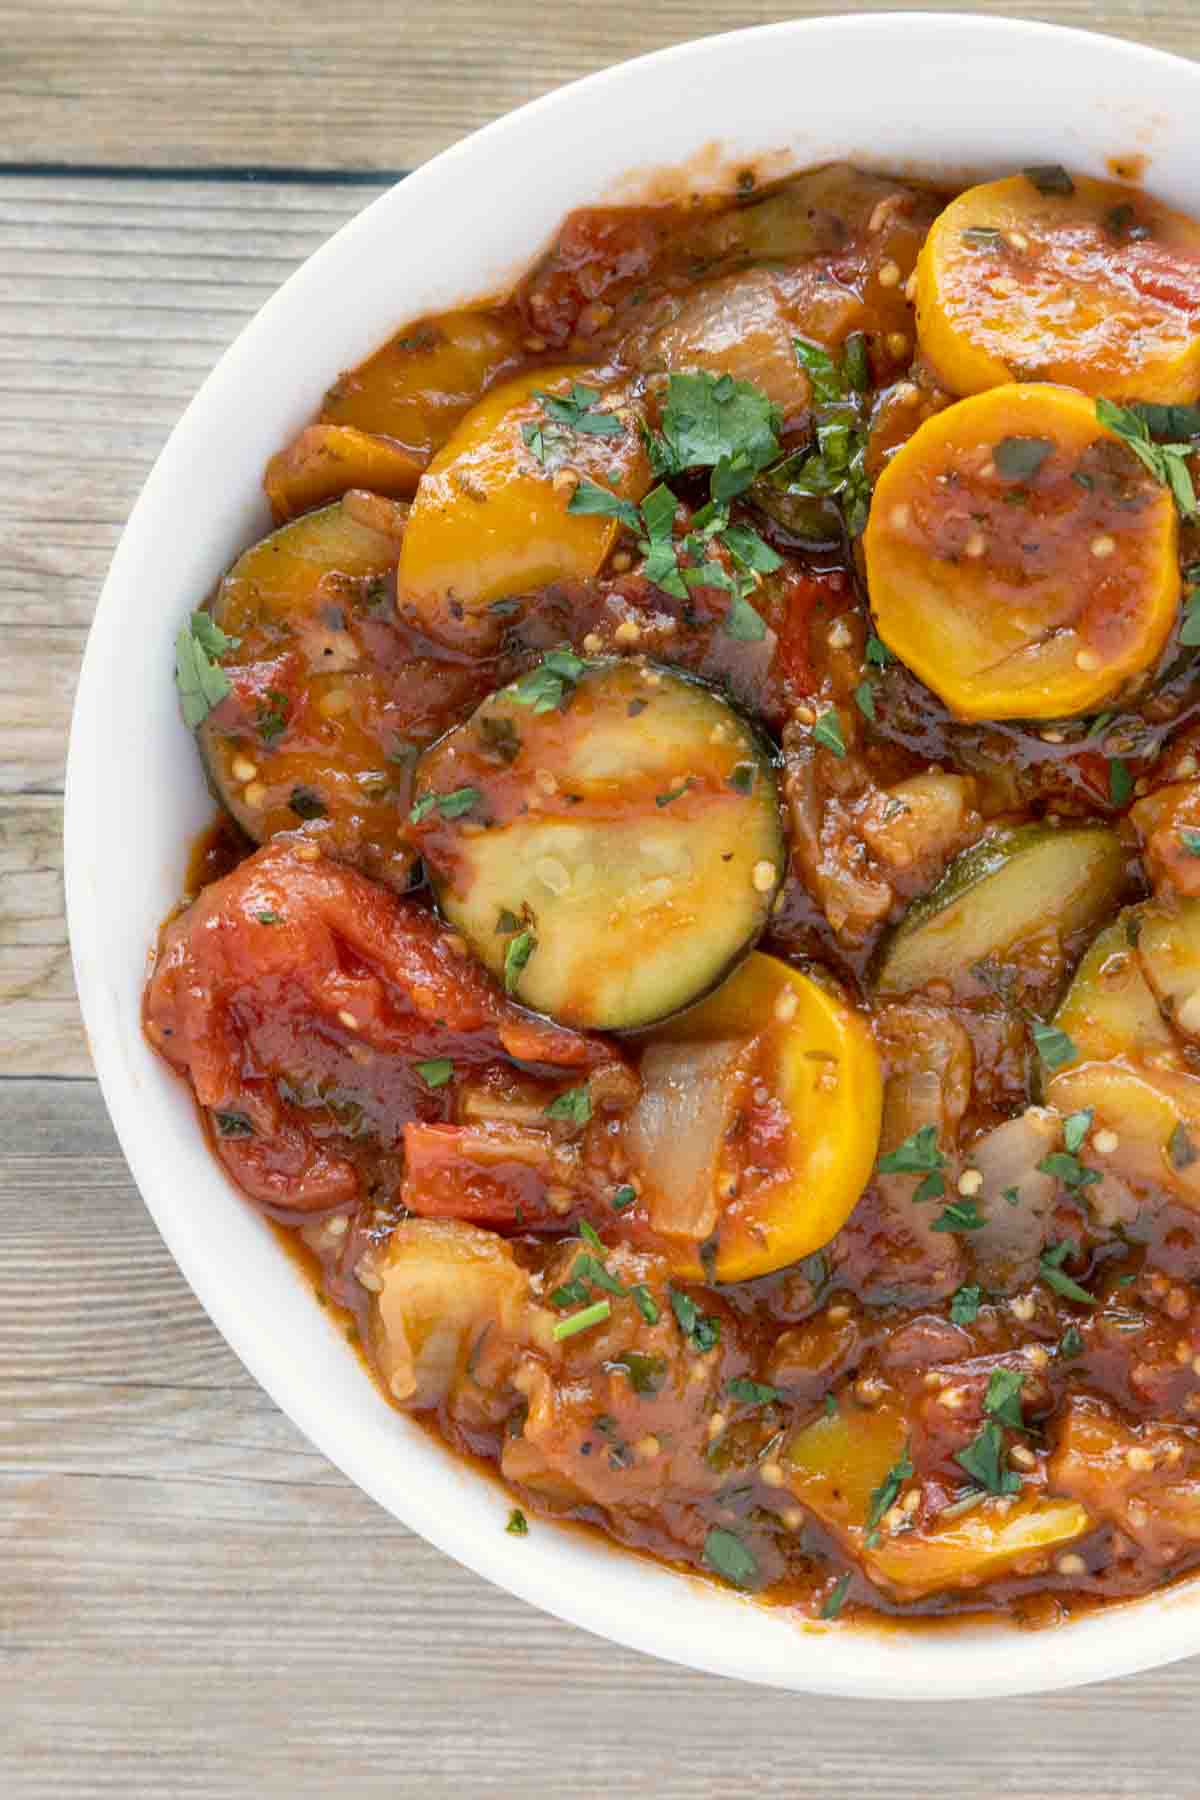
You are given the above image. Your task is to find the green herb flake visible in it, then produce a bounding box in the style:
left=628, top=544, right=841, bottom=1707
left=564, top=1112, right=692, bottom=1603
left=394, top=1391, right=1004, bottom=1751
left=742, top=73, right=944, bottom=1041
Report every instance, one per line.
left=655, top=781, right=691, bottom=808
left=720, top=522, right=783, bottom=574
left=813, top=708, right=847, bottom=758
left=1039, top=1242, right=1097, bottom=1306
left=955, top=1420, right=1022, bottom=1496
left=254, top=910, right=282, bottom=926
left=612, top=1183, right=637, bottom=1212
left=865, top=1447, right=915, bottom=1532
left=1059, top=1325, right=1085, bottom=1359
left=913, top=1171, right=946, bottom=1204
left=1031, top=1019, right=1077, bottom=1071
left=508, top=647, right=587, bottom=714
left=1169, top=1121, right=1198, bottom=1170
left=950, top=1284, right=983, bottom=1326
left=506, top=1507, right=528, bottom=1536
left=503, top=928, right=536, bottom=994
left=545, top=1085, right=592, bottom=1126
left=1037, top=1150, right=1101, bottom=1191
left=413, top=1058, right=454, bottom=1090
left=727, top=1377, right=782, bottom=1408
left=865, top=634, right=893, bottom=668
left=877, top=1124, right=945, bottom=1177
left=533, top=381, right=623, bottom=438
left=931, top=1199, right=985, bottom=1234
left=820, top=1572, right=852, bottom=1620
left=175, top=613, right=235, bottom=729
left=214, top=1111, right=253, bottom=1138
left=659, top=370, right=782, bottom=494
left=631, top=1284, right=660, bottom=1325
left=1180, top=829, right=1200, bottom=858
left=723, top=591, right=767, bottom=642
left=993, top=435, right=1053, bottom=481
left=854, top=679, right=877, bottom=722
left=567, top=478, right=642, bottom=531
left=1024, top=164, right=1075, bottom=196
left=727, top=762, right=756, bottom=795
left=1062, top=1108, right=1094, bottom=1154
left=824, top=1393, right=839, bottom=1418
left=702, top=1525, right=760, bottom=1590
left=1109, top=757, right=1133, bottom=808
left=1096, top=397, right=1198, bottom=520
left=669, top=1285, right=721, bottom=1354
left=983, top=1367, right=1026, bottom=1430
left=551, top=1298, right=612, bottom=1342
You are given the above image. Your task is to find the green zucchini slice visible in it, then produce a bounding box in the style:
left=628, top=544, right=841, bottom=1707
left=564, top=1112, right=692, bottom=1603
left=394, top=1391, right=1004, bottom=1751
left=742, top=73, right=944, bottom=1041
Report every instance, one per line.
left=411, top=658, right=785, bottom=1031
left=875, top=823, right=1126, bottom=998
left=195, top=497, right=418, bottom=888
left=1051, top=915, right=1174, bottom=1069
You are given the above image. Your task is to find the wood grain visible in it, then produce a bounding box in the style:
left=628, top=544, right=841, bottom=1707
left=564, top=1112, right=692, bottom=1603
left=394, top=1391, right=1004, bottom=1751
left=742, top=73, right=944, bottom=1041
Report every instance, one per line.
left=6, top=1075, right=1200, bottom=1800
left=1, top=0, right=1195, bottom=172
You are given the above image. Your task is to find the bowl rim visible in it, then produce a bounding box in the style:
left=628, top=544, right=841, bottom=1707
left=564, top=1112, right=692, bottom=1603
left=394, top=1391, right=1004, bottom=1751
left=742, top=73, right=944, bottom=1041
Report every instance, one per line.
left=65, top=9, right=1200, bottom=1698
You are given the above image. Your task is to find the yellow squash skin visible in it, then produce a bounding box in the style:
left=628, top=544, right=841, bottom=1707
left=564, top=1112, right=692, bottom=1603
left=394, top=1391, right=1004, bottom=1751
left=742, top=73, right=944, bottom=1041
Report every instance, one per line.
left=916, top=173, right=1200, bottom=403
left=864, top=383, right=1179, bottom=720
left=397, top=365, right=651, bottom=622
left=643, top=952, right=884, bottom=1282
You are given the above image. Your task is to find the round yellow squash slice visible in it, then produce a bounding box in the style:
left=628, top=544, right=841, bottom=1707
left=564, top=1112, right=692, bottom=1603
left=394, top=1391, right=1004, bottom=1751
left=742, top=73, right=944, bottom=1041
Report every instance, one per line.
left=864, top=383, right=1180, bottom=720
left=916, top=172, right=1200, bottom=402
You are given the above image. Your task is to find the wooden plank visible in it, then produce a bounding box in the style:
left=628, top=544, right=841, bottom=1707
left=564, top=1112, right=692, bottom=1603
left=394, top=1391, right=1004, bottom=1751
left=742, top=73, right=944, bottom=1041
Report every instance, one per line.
left=6, top=1074, right=1200, bottom=1800
left=1, top=0, right=1196, bottom=173
left=0, top=796, right=85, bottom=1078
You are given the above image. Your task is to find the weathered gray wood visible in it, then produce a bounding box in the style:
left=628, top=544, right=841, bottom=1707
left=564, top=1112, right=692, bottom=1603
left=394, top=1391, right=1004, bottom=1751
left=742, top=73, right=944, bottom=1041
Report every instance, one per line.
left=1, top=0, right=1195, bottom=172
left=6, top=1075, right=1200, bottom=1800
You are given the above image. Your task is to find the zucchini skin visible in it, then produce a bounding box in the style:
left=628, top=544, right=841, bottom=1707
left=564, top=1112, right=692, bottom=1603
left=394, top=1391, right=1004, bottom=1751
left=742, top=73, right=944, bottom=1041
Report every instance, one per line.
left=874, top=822, right=1127, bottom=999
left=411, top=658, right=786, bottom=1032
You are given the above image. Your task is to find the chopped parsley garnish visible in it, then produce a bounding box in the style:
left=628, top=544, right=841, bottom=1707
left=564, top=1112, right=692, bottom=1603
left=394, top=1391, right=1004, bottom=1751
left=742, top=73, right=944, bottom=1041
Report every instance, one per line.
left=214, top=1111, right=253, bottom=1138
left=950, top=1284, right=983, bottom=1326
left=254, top=910, right=282, bottom=925
left=1108, top=757, right=1133, bottom=808
left=506, top=1507, right=528, bottom=1536
left=631, top=1284, right=660, bottom=1325
left=503, top=928, right=536, bottom=994
left=854, top=679, right=876, bottom=721
left=865, top=1447, right=914, bottom=1532
left=1037, top=1150, right=1101, bottom=1191
left=526, top=381, right=624, bottom=460
left=727, top=762, right=756, bottom=795
left=702, top=1526, right=760, bottom=1590
left=721, top=523, right=783, bottom=574
left=567, top=478, right=642, bottom=531
left=1096, top=397, right=1198, bottom=520
left=256, top=689, right=289, bottom=740
left=655, top=781, right=691, bottom=808
left=931, top=1199, right=984, bottom=1233
left=812, top=708, right=847, bottom=758
left=175, top=611, right=236, bottom=728
left=824, top=1392, right=839, bottom=1418
left=877, top=1124, right=945, bottom=1178
left=1039, top=1241, right=1097, bottom=1306
left=1059, top=1325, right=1085, bottom=1359
left=544, top=1085, right=592, bottom=1126
left=410, top=786, right=480, bottom=823
left=551, top=1298, right=612, bottom=1341
left=865, top=633, right=893, bottom=667
left=1023, top=163, right=1075, bottom=196
left=549, top=1277, right=592, bottom=1310
left=993, top=435, right=1053, bottom=481
left=669, top=1285, right=721, bottom=1354
left=726, top=1377, right=782, bottom=1408
left=612, top=1183, right=637, bottom=1212
left=1062, top=1108, right=1093, bottom=1154
left=955, top=1421, right=1022, bottom=1496
left=820, top=1572, right=852, bottom=1620
left=1002, top=1186, right=1020, bottom=1208
left=723, top=590, right=767, bottom=641
left=413, top=1058, right=454, bottom=1089
left=1170, top=1121, right=1199, bottom=1170
left=508, top=647, right=587, bottom=714
left=656, top=370, right=781, bottom=497
left=983, top=1367, right=1026, bottom=1430
left=1030, top=1019, right=1076, bottom=1071
left=1180, top=829, right=1200, bottom=858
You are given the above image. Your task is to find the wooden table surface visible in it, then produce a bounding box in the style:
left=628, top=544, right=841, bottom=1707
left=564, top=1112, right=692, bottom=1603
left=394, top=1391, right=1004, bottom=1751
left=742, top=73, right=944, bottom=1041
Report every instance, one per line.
left=6, top=4, right=1200, bottom=1792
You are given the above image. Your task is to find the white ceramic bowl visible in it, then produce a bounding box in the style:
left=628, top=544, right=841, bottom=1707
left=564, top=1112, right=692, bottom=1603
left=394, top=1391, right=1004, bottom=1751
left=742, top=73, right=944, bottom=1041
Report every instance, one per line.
left=67, top=13, right=1200, bottom=1696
